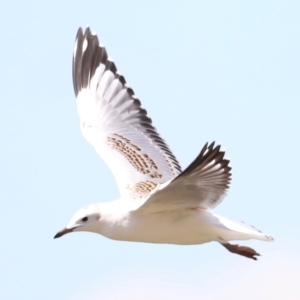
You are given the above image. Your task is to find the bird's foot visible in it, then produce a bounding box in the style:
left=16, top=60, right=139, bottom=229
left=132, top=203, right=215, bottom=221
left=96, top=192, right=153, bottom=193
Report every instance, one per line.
left=221, top=242, right=260, bottom=260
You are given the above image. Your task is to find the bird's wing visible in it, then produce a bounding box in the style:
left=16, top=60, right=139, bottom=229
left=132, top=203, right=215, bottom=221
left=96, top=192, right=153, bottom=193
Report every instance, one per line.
left=73, top=27, right=181, bottom=200
left=137, top=142, right=232, bottom=212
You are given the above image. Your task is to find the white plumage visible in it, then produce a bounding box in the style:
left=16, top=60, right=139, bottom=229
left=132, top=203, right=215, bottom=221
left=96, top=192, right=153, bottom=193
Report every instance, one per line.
left=55, top=27, right=273, bottom=260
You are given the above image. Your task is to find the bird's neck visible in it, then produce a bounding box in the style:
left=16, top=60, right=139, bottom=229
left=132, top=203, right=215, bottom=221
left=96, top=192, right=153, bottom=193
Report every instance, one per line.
left=95, top=200, right=136, bottom=238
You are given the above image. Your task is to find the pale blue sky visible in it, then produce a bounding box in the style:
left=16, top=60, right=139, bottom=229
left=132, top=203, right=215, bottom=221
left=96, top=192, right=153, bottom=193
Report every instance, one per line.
left=1, top=1, right=300, bottom=299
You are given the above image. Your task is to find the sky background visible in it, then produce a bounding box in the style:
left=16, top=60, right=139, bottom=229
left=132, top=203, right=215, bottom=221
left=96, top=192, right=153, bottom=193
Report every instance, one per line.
left=1, top=1, right=300, bottom=299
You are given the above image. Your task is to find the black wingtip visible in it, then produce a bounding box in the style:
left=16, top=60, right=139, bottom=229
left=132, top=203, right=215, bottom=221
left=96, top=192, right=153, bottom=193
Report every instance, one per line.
left=175, top=141, right=232, bottom=187
left=73, top=26, right=115, bottom=97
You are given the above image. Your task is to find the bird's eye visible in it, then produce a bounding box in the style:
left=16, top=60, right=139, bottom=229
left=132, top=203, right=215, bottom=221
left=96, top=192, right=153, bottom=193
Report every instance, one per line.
left=82, top=217, right=88, bottom=222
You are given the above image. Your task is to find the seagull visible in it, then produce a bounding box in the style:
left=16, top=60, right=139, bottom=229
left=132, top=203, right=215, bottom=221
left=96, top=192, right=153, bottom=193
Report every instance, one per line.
left=54, top=27, right=273, bottom=260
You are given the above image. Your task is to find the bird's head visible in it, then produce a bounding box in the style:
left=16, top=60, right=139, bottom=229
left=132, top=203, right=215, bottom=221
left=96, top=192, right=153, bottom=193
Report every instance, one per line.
left=54, top=204, right=101, bottom=239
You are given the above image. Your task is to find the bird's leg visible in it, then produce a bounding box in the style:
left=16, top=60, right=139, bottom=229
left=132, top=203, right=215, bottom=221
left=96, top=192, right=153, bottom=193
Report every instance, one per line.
left=220, top=242, right=260, bottom=260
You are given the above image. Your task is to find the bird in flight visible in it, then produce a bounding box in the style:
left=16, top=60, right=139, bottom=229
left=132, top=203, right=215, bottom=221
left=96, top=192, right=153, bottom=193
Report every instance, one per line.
left=54, top=27, right=273, bottom=260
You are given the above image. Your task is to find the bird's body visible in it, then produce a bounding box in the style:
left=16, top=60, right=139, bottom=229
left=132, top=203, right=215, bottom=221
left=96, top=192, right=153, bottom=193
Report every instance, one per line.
left=88, top=202, right=270, bottom=245
left=55, top=27, right=273, bottom=260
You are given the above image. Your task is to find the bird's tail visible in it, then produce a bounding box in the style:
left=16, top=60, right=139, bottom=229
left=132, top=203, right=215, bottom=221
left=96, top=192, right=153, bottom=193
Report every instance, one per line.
left=210, top=212, right=274, bottom=242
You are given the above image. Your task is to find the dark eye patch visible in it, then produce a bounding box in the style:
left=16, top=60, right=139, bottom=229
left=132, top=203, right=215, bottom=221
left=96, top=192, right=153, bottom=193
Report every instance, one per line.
left=82, top=217, right=88, bottom=222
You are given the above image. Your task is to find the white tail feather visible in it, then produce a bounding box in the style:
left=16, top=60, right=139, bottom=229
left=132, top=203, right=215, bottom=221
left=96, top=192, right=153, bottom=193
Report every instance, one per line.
left=211, top=212, right=274, bottom=242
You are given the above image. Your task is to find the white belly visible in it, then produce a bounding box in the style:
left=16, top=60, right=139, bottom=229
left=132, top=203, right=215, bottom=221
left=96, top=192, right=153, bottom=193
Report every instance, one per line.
left=102, top=209, right=222, bottom=245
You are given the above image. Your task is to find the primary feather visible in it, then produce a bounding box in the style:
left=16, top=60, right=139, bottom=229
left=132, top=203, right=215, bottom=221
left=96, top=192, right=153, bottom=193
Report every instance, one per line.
left=138, top=142, right=232, bottom=213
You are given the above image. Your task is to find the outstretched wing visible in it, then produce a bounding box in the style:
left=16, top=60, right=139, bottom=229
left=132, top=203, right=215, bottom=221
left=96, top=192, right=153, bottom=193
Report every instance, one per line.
left=73, top=27, right=181, bottom=200
left=137, top=142, right=232, bottom=212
